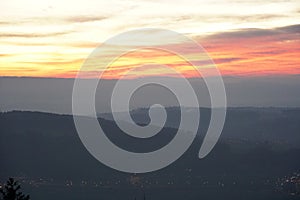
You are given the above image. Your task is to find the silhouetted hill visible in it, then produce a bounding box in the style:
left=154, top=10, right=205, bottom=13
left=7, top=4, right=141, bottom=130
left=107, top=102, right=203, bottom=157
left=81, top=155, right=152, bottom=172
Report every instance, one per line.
left=0, top=109, right=300, bottom=200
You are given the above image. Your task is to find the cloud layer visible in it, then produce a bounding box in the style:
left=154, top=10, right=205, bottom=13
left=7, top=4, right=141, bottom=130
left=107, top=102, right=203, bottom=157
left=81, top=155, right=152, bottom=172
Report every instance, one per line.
left=0, top=0, right=299, bottom=78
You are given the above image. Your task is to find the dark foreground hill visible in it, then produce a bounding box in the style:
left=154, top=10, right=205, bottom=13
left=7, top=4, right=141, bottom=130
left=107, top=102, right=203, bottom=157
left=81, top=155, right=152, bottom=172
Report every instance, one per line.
left=0, top=108, right=300, bottom=200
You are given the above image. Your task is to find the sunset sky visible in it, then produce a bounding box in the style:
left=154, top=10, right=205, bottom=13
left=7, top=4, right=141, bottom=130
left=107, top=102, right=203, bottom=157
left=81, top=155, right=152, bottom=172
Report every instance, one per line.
left=0, top=0, right=299, bottom=78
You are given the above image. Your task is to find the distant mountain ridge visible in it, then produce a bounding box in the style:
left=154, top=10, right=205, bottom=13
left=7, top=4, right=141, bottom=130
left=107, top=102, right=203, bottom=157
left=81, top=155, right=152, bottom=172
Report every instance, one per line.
left=99, top=107, right=300, bottom=147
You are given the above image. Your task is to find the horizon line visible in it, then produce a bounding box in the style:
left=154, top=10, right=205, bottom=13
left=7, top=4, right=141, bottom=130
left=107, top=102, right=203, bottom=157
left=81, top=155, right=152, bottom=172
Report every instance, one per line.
left=1, top=73, right=300, bottom=80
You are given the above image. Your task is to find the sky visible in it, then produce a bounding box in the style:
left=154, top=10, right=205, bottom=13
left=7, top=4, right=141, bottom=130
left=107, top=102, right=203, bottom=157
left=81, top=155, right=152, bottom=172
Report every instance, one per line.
left=0, top=0, right=299, bottom=78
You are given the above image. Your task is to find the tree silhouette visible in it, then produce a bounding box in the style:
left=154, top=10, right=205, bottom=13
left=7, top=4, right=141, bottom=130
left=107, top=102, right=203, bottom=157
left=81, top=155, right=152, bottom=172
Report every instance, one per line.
left=0, top=178, right=30, bottom=200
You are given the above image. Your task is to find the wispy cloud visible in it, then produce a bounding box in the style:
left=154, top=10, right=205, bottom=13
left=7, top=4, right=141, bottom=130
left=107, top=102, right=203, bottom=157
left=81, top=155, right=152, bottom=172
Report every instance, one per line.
left=0, top=31, right=71, bottom=38
left=201, top=24, right=300, bottom=40
left=0, top=15, right=110, bottom=27
left=64, top=15, right=108, bottom=23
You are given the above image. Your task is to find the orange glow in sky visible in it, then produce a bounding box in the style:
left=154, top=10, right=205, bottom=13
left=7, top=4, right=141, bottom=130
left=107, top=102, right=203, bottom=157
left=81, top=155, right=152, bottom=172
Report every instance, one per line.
left=0, top=0, right=299, bottom=78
